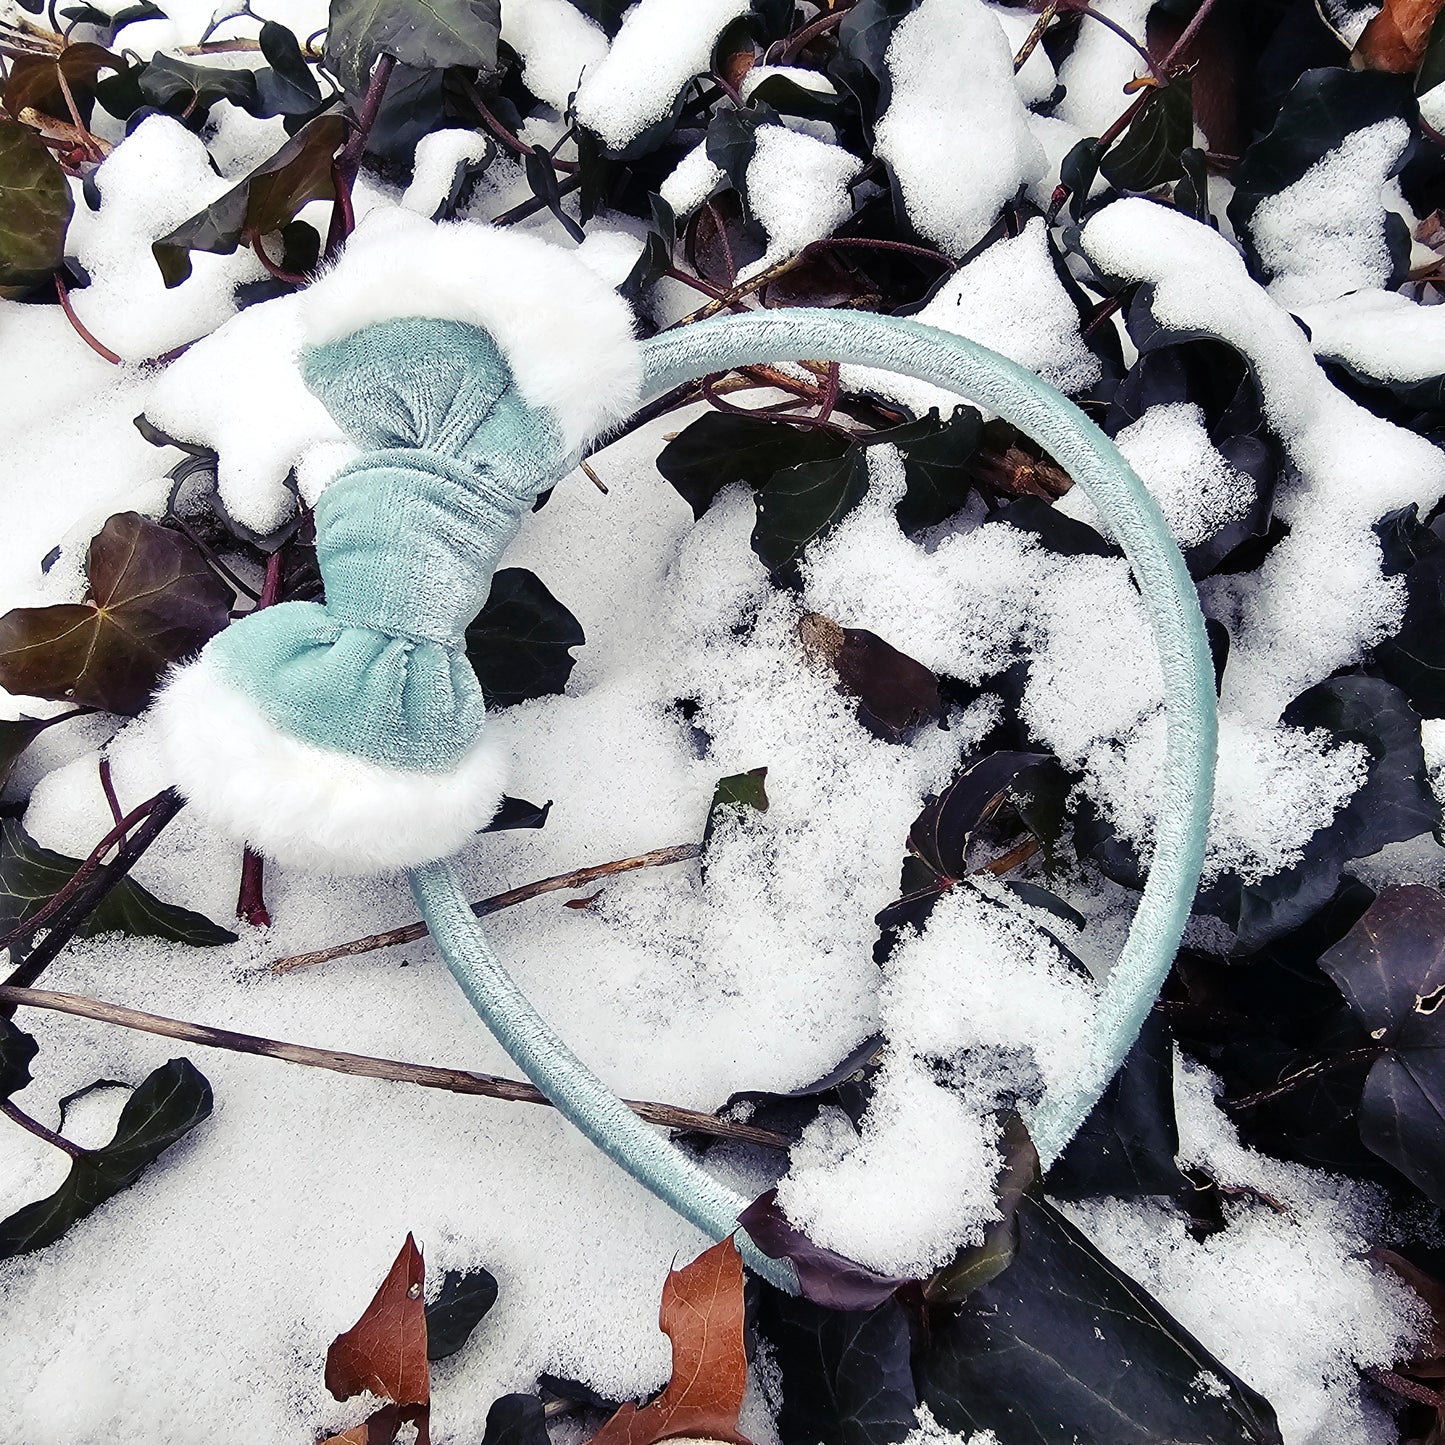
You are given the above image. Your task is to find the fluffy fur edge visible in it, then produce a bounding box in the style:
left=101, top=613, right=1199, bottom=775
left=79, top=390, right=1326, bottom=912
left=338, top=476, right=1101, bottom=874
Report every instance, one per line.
left=301, top=209, right=642, bottom=453
left=151, top=658, right=509, bottom=877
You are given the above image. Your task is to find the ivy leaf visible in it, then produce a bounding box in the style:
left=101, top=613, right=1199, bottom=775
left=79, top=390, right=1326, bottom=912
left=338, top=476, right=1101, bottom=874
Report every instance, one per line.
left=1059, top=136, right=1104, bottom=224
left=877, top=406, right=984, bottom=535
left=480, top=1395, right=549, bottom=1445
left=1100, top=78, right=1194, bottom=193
left=1047, top=1012, right=1184, bottom=1199
left=481, top=796, right=552, bottom=833
left=325, top=0, right=502, bottom=100
left=425, top=1266, right=498, bottom=1361
left=254, top=21, right=324, bottom=115
left=924, top=1112, right=1039, bottom=1305
left=0, top=716, right=53, bottom=791
left=740, top=1189, right=907, bottom=1311
left=56, top=1, right=164, bottom=45
left=465, top=568, right=585, bottom=707
left=915, top=1193, right=1283, bottom=1443
left=1318, top=885, right=1445, bottom=1206
left=588, top=1238, right=752, bottom=1445
left=799, top=613, right=941, bottom=742
left=2, top=42, right=121, bottom=127
left=135, top=53, right=260, bottom=116
left=0, top=513, right=232, bottom=715
left=0, top=1016, right=39, bottom=1101
left=655, top=412, right=849, bottom=521
left=753, top=445, right=870, bottom=576
left=152, top=112, right=346, bottom=287
left=0, top=118, right=73, bottom=298
left=0, top=819, right=237, bottom=947
left=756, top=1287, right=918, bottom=1445
left=0, top=1057, right=213, bottom=1259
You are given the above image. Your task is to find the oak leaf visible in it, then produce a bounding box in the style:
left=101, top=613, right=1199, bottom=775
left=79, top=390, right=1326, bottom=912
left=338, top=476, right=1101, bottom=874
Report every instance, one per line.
left=588, top=1238, right=753, bottom=1445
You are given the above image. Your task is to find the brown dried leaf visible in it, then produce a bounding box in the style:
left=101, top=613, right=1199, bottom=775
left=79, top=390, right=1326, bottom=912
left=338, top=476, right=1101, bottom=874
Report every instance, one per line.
left=588, top=1238, right=753, bottom=1445
left=1356, top=0, right=1445, bottom=72
left=317, top=1404, right=424, bottom=1445
left=325, top=1236, right=430, bottom=1411
left=800, top=612, right=941, bottom=742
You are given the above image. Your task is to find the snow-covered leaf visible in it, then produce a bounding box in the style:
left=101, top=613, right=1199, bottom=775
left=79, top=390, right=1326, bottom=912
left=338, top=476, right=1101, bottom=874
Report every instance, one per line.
left=464, top=567, right=585, bottom=707
left=325, top=0, right=501, bottom=100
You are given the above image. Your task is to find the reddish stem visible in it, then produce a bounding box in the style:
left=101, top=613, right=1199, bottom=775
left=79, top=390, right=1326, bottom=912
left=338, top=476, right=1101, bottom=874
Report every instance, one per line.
left=326, top=52, right=395, bottom=259
left=53, top=274, right=121, bottom=364
left=98, top=757, right=126, bottom=838
left=246, top=227, right=307, bottom=286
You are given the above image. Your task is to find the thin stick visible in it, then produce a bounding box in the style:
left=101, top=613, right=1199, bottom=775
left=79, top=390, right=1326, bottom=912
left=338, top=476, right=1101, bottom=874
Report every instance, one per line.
left=1014, top=0, right=1059, bottom=72
left=1161, top=0, right=1222, bottom=70
left=578, top=459, right=609, bottom=495
left=271, top=843, right=702, bottom=973
left=0, top=984, right=793, bottom=1151
left=1, top=1097, right=83, bottom=1159
left=54, top=274, right=121, bottom=364
left=1222, top=1048, right=1384, bottom=1111
left=1, top=790, right=186, bottom=1003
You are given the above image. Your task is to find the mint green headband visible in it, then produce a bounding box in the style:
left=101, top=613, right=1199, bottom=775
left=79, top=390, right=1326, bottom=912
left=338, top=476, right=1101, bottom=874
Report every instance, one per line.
left=156, top=228, right=1216, bottom=1297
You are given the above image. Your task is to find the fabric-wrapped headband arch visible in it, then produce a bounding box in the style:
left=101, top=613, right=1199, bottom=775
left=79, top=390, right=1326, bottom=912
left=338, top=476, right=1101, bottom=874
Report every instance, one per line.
left=153, top=216, right=1217, bottom=1297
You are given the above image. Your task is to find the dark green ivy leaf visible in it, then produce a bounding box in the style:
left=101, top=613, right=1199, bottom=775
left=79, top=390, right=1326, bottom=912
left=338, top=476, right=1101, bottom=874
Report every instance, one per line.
left=1318, top=885, right=1445, bottom=1207
left=0, top=716, right=54, bottom=791
left=916, top=1193, right=1283, bottom=1443
left=0, top=1016, right=39, bottom=1101
left=758, top=1286, right=918, bottom=1445
left=426, top=1266, right=499, bottom=1360
left=152, top=112, right=346, bottom=287
left=0, top=512, right=233, bottom=715
left=703, top=766, right=768, bottom=855
left=480, top=1393, right=550, bottom=1445
left=135, top=53, right=260, bottom=116
left=0, top=119, right=73, bottom=298
left=465, top=567, right=585, bottom=707
left=876, top=406, right=984, bottom=535
left=0, top=819, right=237, bottom=947
left=753, top=445, right=870, bottom=575
left=325, top=0, right=502, bottom=100
left=1100, top=78, right=1194, bottom=193
left=0, top=1057, right=213, bottom=1259
left=655, top=412, right=849, bottom=521
left=254, top=21, right=324, bottom=115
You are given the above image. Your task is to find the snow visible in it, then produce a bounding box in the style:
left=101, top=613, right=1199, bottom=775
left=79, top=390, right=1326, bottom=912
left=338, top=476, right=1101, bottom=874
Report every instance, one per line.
left=1064, top=1056, right=1428, bottom=1445
left=873, top=0, right=1046, bottom=257
left=65, top=114, right=266, bottom=363
left=1083, top=197, right=1445, bottom=722
left=1297, top=288, right=1445, bottom=383
left=841, top=218, right=1100, bottom=417
left=1249, top=119, right=1412, bottom=309
left=740, top=125, right=859, bottom=278
left=574, top=0, right=752, bottom=150
left=1057, top=401, right=1255, bottom=550
left=402, top=130, right=493, bottom=219
left=659, top=141, right=724, bottom=218
left=1055, top=0, right=1155, bottom=136
left=500, top=0, right=610, bottom=112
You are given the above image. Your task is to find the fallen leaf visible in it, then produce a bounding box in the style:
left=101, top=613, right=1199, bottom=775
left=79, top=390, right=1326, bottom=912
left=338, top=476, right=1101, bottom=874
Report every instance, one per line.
left=588, top=1237, right=753, bottom=1445
left=326, top=1235, right=430, bottom=1410
left=1356, top=0, right=1445, bottom=72
left=799, top=612, right=941, bottom=742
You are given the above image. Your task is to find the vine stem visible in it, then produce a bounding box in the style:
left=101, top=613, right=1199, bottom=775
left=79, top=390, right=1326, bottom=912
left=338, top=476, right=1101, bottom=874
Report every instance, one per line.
left=1161, top=0, right=1223, bottom=70
left=1222, top=1047, right=1385, bottom=1111
left=236, top=547, right=285, bottom=928
left=0, top=984, right=793, bottom=1151
left=325, top=52, right=395, bottom=259
left=53, top=274, right=121, bottom=365
left=270, top=843, right=702, bottom=973
left=0, top=1097, right=84, bottom=1159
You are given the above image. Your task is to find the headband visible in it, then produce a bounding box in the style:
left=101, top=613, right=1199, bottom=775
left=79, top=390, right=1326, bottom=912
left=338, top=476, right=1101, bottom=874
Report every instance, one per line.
left=153, top=214, right=1217, bottom=1295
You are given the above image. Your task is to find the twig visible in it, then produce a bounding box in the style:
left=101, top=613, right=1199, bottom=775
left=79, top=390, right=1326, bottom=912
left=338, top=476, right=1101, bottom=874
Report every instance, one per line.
left=776, top=4, right=848, bottom=64
left=54, top=274, right=121, bottom=364
left=1014, top=0, right=1059, bottom=72
left=1364, top=1367, right=1445, bottom=1410
left=0, top=983, right=793, bottom=1150
left=578, top=460, right=609, bottom=495
left=1, top=1097, right=83, bottom=1159
left=1, top=789, right=186, bottom=1006
left=271, top=843, right=702, bottom=973
left=97, top=757, right=126, bottom=838
left=1161, top=0, right=1222, bottom=71
left=1222, top=1047, right=1384, bottom=1111
left=0, top=790, right=167, bottom=953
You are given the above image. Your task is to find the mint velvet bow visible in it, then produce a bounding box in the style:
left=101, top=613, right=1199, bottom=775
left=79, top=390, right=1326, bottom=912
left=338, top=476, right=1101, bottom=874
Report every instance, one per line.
left=202, top=318, right=565, bottom=773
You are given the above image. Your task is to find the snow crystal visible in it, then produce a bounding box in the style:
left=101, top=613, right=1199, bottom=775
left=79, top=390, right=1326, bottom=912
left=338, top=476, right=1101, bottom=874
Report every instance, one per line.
left=1250, top=119, right=1412, bottom=309
left=659, top=141, right=724, bottom=218
left=65, top=114, right=265, bottom=362
left=841, top=218, right=1100, bottom=417
left=1055, top=0, right=1155, bottom=136
left=905, top=1406, right=1000, bottom=1445
left=1066, top=1057, right=1428, bottom=1445
left=1297, top=288, right=1445, bottom=383
left=574, top=0, right=752, bottom=150
left=500, top=0, right=610, bottom=112
left=874, top=0, right=1045, bottom=257
left=776, top=1059, right=1001, bottom=1276
left=739, top=125, right=859, bottom=278
left=1057, top=402, right=1255, bottom=549
left=1083, top=197, right=1445, bottom=721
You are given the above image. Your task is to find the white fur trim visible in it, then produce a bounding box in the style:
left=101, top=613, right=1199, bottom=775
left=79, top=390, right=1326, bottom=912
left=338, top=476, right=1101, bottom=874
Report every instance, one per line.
left=152, top=658, right=509, bottom=876
left=301, top=210, right=642, bottom=454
